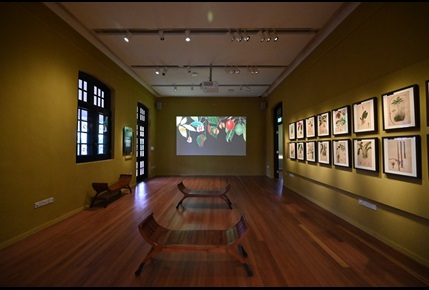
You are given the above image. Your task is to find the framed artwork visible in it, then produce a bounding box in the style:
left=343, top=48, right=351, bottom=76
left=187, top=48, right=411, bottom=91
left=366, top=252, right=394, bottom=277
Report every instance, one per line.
left=353, top=138, right=378, bottom=172
left=382, top=84, right=419, bottom=131
left=297, top=142, right=305, bottom=161
left=306, top=141, right=316, bottom=162
left=332, top=105, right=351, bottom=136
left=289, top=142, right=296, bottom=160
left=333, top=139, right=351, bottom=168
left=317, top=111, right=330, bottom=137
left=382, top=135, right=421, bottom=178
left=353, top=97, right=377, bottom=134
left=317, top=140, right=331, bottom=165
left=426, top=81, right=429, bottom=126
left=296, top=119, right=305, bottom=139
left=123, top=126, right=133, bottom=155
left=289, top=122, right=296, bottom=140
left=305, top=116, right=316, bottom=138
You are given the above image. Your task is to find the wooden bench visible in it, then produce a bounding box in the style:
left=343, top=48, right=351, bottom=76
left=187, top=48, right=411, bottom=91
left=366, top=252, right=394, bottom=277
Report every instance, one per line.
left=134, top=211, right=253, bottom=277
left=176, top=180, right=232, bottom=209
left=90, top=173, right=132, bottom=208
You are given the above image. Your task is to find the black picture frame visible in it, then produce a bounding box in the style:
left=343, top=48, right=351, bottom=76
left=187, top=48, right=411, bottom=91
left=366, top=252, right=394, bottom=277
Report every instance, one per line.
left=353, top=138, right=378, bottom=172
left=332, top=105, right=351, bottom=136
left=296, top=119, right=305, bottom=139
left=306, top=141, right=317, bottom=163
left=317, top=111, right=330, bottom=137
left=333, top=139, right=351, bottom=168
left=382, top=135, right=421, bottom=179
left=317, top=140, right=331, bottom=165
left=353, top=97, right=377, bottom=134
left=382, top=84, right=419, bottom=131
left=305, top=115, right=316, bottom=139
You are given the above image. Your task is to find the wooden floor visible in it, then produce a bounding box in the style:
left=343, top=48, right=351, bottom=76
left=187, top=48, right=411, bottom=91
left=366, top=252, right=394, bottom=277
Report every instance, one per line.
left=0, top=176, right=428, bottom=287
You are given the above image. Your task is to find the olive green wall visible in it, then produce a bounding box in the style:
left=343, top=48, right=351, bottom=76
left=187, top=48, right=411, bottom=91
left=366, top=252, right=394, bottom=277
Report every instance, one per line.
left=0, top=3, right=157, bottom=247
left=154, top=97, right=266, bottom=176
left=267, top=2, right=429, bottom=266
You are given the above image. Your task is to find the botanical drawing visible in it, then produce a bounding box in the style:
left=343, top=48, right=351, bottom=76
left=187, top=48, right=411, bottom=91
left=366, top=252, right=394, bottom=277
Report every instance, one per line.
left=334, top=140, right=349, bottom=166
left=333, top=107, right=349, bottom=134
left=356, top=140, right=373, bottom=168
left=317, top=113, right=329, bottom=136
left=385, top=138, right=413, bottom=174
left=306, top=142, right=315, bottom=161
left=306, top=117, right=315, bottom=137
left=318, top=141, right=330, bottom=164
left=297, top=142, right=304, bottom=160
left=383, top=86, right=415, bottom=129
left=354, top=98, right=375, bottom=132
left=296, top=120, right=304, bottom=139
left=289, top=123, right=295, bottom=140
left=289, top=143, right=295, bottom=159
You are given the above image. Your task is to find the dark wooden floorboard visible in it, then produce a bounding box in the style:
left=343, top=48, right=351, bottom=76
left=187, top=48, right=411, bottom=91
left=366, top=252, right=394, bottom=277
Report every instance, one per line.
left=0, top=175, right=428, bottom=286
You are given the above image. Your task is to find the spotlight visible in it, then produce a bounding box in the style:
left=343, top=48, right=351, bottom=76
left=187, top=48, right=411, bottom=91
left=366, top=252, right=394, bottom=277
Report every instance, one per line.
left=258, top=30, right=265, bottom=42
left=124, top=31, right=132, bottom=43
left=227, top=30, right=234, bottom=42
left=185, top=30, right=191, bottom=42
left=162, top=66, right=167, bottom=76
left=234, top=31, right=242, bottom=42
left=254, top=66, right=259, bottom=74
left=243, top=30, right=250, bottom=41
left=187, top=66, right=191, bottom=73
left=265, top=30, right=271, bottom=42
left=273, top=30, right=279, bottom=42
left=155, top=67, right=160, bottom=75
left=174, top=85, right=177, bottom=92
left=246, top=86, right=250, bottom=91
left=159, top=30, right=165, bottom=41
left=191, top=84, right=194, bottom=91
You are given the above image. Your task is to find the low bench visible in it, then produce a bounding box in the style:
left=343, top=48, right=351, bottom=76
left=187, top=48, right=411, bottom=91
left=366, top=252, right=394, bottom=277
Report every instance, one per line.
left=90, top=173, right=132, bottom=208
left=176, top=180, right=232, bottom=209
left=134, top=211, right=253, bottom=277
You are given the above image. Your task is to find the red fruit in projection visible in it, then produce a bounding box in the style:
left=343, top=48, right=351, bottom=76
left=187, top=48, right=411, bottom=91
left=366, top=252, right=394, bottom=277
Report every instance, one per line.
left=225, top=119, right=235, bottom=130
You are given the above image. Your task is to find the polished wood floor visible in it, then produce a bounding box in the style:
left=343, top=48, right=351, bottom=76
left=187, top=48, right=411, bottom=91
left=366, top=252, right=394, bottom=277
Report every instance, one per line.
left=0, top=176, right=428, bottom=287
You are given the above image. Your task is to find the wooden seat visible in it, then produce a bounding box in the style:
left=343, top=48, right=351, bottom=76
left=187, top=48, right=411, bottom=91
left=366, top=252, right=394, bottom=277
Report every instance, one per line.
left=176, top=180, right=232, bottom=209
left=134, top=211, right=253, bottom=277
left=90, top=174, right=132, bottom=208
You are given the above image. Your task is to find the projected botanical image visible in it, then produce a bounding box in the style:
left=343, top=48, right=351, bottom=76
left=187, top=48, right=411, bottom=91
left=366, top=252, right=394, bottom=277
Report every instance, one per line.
left=176, top=116, right=246, bottom=156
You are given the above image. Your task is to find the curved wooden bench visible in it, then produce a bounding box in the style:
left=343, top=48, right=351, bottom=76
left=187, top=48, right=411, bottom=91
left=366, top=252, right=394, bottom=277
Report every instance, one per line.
left=90, top=174, right=132, bottom=208
left=134, top=211, right=253, bottom=277
left=176, top=180, right=232, bottom=209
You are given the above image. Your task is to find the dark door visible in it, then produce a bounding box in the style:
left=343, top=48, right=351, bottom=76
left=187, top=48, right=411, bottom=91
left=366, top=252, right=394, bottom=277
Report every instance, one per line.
left=136, top=102, right=148, bottom=183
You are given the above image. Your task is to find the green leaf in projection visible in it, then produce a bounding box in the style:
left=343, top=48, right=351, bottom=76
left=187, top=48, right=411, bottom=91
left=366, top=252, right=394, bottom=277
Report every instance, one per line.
left=226, top=129, right=235, bottom=142
left=196, top=134, right=206, bottom=147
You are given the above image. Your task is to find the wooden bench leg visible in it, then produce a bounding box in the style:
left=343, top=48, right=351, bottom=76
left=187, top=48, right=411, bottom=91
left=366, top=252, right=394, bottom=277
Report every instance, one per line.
left=176, top=196, right=188, bottom=209
left=226, top=245, right=253, bottom=277
left=135, top=246, right=161, bottom=276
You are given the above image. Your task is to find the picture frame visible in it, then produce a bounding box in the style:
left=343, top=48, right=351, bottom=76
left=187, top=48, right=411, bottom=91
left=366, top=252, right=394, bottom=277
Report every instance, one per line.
left=382, top=84, right=419, bottom=131
left=296, top=142, right=305, bottom=161
left=353, top=138, right=378, bottom=172
left=289, top=142, right=296, bottom=160
left=306, top=141, right=316, bottom=162
left=296, top=119, right=305, bottom=139
left=305, top=116, right=316, bottom=138
left=317, top=140, right=331, bottom=165
left=317, top=111, right=330, bottom=137
left=332, top=105, right=351, bottom=136
left=123, top=126, right=133, bottom=155
left=333, top=139, right=351, bottom=168
left=289, top=122, right=296, bottom=140
left=426, top=80, right=429, bottom=126
left=382, top=135, right=421, bottom=178
left=353, top=97, right=377, bottom=134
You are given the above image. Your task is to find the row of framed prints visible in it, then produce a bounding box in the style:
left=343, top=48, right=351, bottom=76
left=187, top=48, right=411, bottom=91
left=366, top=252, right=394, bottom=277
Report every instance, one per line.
left=288, top=84, right=421, bottom=140
left=288, top=135, right=422, bottom=179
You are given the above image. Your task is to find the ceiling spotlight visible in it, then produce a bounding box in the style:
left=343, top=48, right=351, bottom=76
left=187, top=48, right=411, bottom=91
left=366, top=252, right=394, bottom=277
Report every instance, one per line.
left=191, top=84, right=194, bottom=90
left=185, top=30, right=191, bottom=42
left=187, top=66, right=191, bottom=73
left=234, top=31, right=242, bottom=42
left=273, top=30, right=279, bottom=42
left=159, top=30, right=165, bottom=41
left=162, top=66, right=167, bottom=76
left=227, top=30, right=234, bottom=42
left=254, top=66, right=259, bottom=74
left=243, top=30, right=250, bottom=41
left=123, top=30, right=132, bottom=43
left=155, top=67, right=160, bottom=75
left=258, top=30, right=265, bottom=42
left=240, top=85, right=243, bottom=91
left=174, top=85, right=177, bottom=92
left=265, top=30, right=271, bottom=42
left=246, top=86, right=250, bottom=91
left=234, top=66, right=240, bottom=74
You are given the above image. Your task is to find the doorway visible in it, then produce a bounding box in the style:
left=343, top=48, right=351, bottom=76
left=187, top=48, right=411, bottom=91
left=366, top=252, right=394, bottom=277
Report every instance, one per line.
left=136, top=102, right=149, bottom=183
left=273, top=102, right=283, bottom=179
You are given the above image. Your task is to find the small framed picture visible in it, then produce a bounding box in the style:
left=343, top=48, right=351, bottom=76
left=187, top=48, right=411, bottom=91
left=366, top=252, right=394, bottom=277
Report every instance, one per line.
left=426, top=81, right=429, bottom=126
left=297, top=142, right=305, bottom=161
left=296, top=119, right=305, bottom=139
left=332, top=105, right=351, bottom=136
left=353, top=97, right=377, bottom=134
left=382, top=84, right=419, bottom=131
left=306, top=141, right=316, bottom=162
left=289, top=122, right=296, bottom=140
left=382, top=135, right=421, bottom=178
left=289, top=142, right=296, bottom=160
left=353, top=138, right=378, bottom=172
left=305, top=116, right=316, bottom=138
left=317, top=140, right=331, bottom=165
left=317, top=111, right=330, bottom=137
left=333, top=139, right=351, bottom=168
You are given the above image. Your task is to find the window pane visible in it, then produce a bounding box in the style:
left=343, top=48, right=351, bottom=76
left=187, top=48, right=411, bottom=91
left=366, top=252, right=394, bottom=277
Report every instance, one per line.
left=82, top=121, right=87, bottom=132
left=81, top=110, right=88, bottom=121
left=98, top=134, right=104, bottom=143
left=81, top=144, right=88, bottom=155
left=81, top=133, right=87, bottom=143
left=98, top=144, right=104, bottom=154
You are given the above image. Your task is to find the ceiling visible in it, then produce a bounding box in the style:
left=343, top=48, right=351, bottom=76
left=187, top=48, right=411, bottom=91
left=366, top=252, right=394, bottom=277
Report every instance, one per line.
left=45, top=2, right=359, bottom=98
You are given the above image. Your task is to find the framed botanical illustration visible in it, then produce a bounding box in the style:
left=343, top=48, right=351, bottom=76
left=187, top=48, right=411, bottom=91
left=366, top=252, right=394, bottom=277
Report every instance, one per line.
left=353, top=97, right=377, bottom=134
left=333, top=139, right=351, bottom=167
left=289, top=142, right=296, bottom=160
left=123, top=126, right=133, bottom=155
left=289, top=122, right=296, bottom=140
left=426, top=80, right=429, bottom=126
left=332, top=105, right=351, bottom=136
left=305, top=116, right=316, bottom=138
left=306, top=141, right=316, bottom=162
left=296, top=119, right=305, bottom=139
left=317, top=140, right=331, bottom=165
left=317, top=111, right=330, bottom=137
left=382, top=84, right=419, bottom=131
left=382, top=135, right=421, bottom=178
left=353, top=138, right=378, bottom=172
left=297, top=142, right=305, bottom=161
